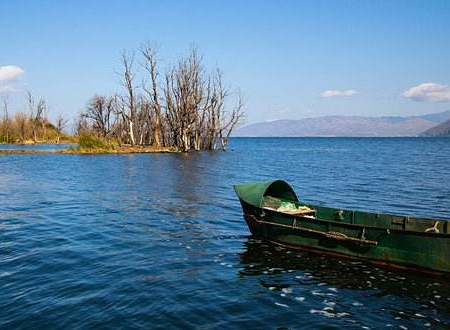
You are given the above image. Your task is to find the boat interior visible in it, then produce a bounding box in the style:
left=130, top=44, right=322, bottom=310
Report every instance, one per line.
left=262, top=194, right=449, bottom=234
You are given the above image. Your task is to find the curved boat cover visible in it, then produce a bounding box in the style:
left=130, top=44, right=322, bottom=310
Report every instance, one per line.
left=233, top=180, right=299, bottom=208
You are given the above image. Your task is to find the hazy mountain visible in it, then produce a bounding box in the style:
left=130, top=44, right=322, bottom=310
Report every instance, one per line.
left=235, top=110, right=450, bottom=137
left=420, top=118, right=450, bottom=137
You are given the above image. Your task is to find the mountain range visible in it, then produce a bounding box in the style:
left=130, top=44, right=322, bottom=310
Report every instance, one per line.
left=420, top=118, right=450, bottom=137
left=235, top=110, right=450, bottom=137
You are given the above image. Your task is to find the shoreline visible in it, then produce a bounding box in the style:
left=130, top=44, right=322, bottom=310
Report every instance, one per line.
left=0, top=146, right=180, bottom=155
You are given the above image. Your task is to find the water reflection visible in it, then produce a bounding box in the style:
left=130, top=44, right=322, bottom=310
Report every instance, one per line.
left=169, top=153, right=205, bottom=216
left=239, top=237, right=450, bottom=327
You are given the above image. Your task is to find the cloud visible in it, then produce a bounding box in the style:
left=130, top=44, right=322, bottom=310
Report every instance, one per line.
left=403, top=83, right=450, bottom=103
left=0, top=65, right=25, bottom=82
left=0, top=65, right=25, bottom=93
left=321, top=89, right=357, bottom=98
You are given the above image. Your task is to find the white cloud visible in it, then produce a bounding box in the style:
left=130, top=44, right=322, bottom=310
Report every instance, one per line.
left=0, top=65, right=25, bottom=93
left=0, top=65, right=25, bottom=82
left=403, top=83, right=450, bottom=103
left=321, top=89, right=357, bottom=98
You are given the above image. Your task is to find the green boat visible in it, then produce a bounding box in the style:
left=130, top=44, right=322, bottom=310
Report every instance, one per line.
left=234, top=180, right=450, bottom=274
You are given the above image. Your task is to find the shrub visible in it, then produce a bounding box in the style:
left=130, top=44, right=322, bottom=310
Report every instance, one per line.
left=78, top=134, right=114, bottom=150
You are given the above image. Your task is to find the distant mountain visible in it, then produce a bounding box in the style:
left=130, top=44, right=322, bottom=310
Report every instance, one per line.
left=420, top=111, right=450, bottom=125
left=235, top=110, right=450, bottom=137
left=420, top=118, right=450, bottom=137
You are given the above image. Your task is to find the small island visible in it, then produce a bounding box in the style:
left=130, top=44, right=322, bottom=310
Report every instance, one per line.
left=1, top=44, right=244, bottom=154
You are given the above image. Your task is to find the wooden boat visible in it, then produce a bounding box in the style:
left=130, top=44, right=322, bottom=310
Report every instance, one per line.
left=234, top=180, right=450, bottom=274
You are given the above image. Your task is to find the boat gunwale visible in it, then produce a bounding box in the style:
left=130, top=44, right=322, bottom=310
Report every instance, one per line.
left=234, top=180, right=449, bottom=230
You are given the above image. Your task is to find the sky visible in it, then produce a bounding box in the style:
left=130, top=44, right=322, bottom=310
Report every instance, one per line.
left=1, top=0, right=450, bottom=124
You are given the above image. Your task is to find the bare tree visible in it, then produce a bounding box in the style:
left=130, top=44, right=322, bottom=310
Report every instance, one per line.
left=26, top=91, right=46, bottom=143
left=1, top=96, right=10, bottom=143
left=141, top=42, right=163, bottom=147
left=118, top=51, right=137, bottom=145
left=83, top=95, right=115, bottom=137
left=163, top=48, right=204, bottom=151
left=26, top=91, right=34, bottom=141
left=55, top=114, right=69, bottom=143
left=78, top=43, right=245, bottom=151
left=75, top=112, right=90, bottom=136
left=219, top=90, right=245, bottom=151
left=110, top=103, right=125, bottom=145
left=14, top=112, right=28, bottom=143
left=204, top=69, right=227, bottom=150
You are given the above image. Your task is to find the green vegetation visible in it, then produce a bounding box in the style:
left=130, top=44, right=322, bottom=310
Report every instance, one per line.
left=76, top=134, right=115, bottom=151
left=66, top=134, right=115, bottom=153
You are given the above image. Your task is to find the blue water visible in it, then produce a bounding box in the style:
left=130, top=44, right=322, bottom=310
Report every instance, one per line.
left=1, top=138, right=449, bottom=329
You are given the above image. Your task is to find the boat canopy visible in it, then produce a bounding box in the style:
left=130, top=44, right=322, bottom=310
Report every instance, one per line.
left=233, top=180, right=299, bottom=208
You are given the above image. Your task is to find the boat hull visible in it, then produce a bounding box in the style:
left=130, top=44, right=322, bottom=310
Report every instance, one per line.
left=243, top=211, right=450, bottom=274
left=234, top=180, right=449, bottom=275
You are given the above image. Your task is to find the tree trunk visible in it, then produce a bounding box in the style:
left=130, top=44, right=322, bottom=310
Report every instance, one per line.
left=221, top=137, right=228, bottom=151
left=32, top=126, right=37, bottom=143
left=129, top=120, right=135, bottom=145
left=153, top=115, right=162, bottom=147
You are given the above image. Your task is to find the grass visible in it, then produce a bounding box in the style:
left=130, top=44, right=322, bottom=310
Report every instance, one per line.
left=66, top=134, right=115, bottom=153
left=78, top=134, right=115, bottom=150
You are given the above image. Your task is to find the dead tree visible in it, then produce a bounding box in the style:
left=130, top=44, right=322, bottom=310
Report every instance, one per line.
left=219, top=90, right=245, bottom=151
left=83, top=95, right=115, bottom=137
left=34, top=99, right=46, bottom=142
left=55, top=114, right=68, bottom=143
left=204, top=70, right=227, bottom=150
left=111, top=103, right=125, bottom=145
left=141, top=43, right=163, bottom=147
left=14, top=112, right=28, bottom=143
left=26, top=91, right=46, bottom=143
left=164, top=70, right=179, bottom=147
left=135, top=95, right=152, bottom=145
left=75, top=112, right=90, bottom=135
left=81, top=43, right=245, bottom=151
left=1, top=96, right=10, bottom=143
left=192, top=77, right=211, bottom=150
left=164, top=48, right=204, bottom=151
left=119, top=51, right=137, bottom=145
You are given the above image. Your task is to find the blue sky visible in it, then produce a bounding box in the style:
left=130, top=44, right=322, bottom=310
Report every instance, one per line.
left=1, top=0, right=449, bottom=124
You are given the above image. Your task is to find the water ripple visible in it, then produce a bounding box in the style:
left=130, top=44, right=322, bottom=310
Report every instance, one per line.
left=1, top=138, right=449, bottom=329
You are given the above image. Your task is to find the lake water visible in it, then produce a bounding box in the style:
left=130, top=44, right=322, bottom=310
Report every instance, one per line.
left=1, top=138, right=449, bottom=329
